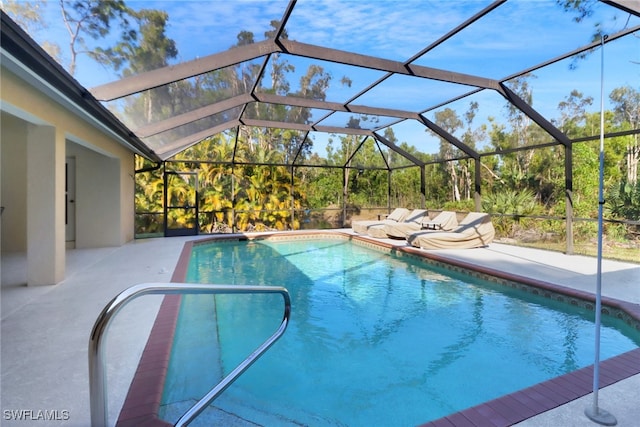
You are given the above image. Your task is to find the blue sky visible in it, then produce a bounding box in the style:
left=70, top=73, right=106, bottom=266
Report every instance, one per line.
left=24, top=0, right=640, bottom=154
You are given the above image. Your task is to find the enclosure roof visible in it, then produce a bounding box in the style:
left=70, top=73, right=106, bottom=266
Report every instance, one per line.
left=4, top=1, right=640, bottom=167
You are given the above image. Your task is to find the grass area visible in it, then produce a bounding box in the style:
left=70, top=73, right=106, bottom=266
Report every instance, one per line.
left=514, top=240, right=640, bottom=264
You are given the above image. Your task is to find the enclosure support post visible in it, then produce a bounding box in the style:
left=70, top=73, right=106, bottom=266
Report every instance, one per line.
left=474, top=158, right=482, bottom=212
left=388, top=169, right=392, bottom=212
left=565, top=144, right=574, bottom=255
left=342, top=167, right=347, bottom=227
left=290, top=166, right=295, bottom=229
left=420, top=165, right=426, bottom=210
left=231, top=169, right=236, bottom=233
left=162, top=164, right=168, bottom=237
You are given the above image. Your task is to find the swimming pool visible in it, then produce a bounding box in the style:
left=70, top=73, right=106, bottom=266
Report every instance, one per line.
left=159, top=236, right=640, bottom=426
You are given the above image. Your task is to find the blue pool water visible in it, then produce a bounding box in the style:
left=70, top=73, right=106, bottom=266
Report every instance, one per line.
left=160, top=238, right=640, bottom=426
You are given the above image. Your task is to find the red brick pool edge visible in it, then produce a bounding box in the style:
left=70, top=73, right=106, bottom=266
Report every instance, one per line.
left=115, top=232, right=640, bottom=427
left=420, top=348, right=640, bottom=427
left=115, top=239, right=194, bottom=427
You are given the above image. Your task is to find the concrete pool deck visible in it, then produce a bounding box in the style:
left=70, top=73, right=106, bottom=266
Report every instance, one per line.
left=1, top=232, right=639, bottom=426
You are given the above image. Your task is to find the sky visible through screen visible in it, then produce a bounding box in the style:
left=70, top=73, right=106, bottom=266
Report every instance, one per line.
left=19, top=0, right=640, bottom=154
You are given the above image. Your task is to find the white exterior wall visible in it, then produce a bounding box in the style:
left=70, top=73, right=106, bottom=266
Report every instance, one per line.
left=1, top=68, right=137, bottom=285
left=66, top=141, right=122, bottom=248
left=26, top=125, right=65, bottom=285
left=1, top=113, right=28, bottom=252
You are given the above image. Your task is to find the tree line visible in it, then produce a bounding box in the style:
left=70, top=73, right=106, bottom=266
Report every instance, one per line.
left=4, top=1, right=638, bottom=246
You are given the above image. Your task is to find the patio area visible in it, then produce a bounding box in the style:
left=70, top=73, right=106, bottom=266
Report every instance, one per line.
left=1, top=233, right=639, bottom=426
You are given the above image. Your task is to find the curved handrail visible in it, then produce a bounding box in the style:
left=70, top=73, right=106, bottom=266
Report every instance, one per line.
left=88, top=283, right=291, bottom=427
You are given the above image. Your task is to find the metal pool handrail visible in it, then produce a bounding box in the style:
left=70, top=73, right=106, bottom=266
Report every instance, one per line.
left=88, top=282, right=291, bottom=427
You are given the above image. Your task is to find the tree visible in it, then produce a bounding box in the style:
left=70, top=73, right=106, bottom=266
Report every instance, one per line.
left=1, top=0, right=61, bottom=60
left=118, top=9, right=177, bottom=125
left=607, top=180, right=640, bottom=223
left=433, top=108, right=463, bottom=202
left=133, top=155, right=164, bottom=234
left=556, top=0, right=614, bottom=28
left=1, top=0, right=44, bottom=32
left=609, top=85, right=639, bottom=184
left=118, top=9, right=176, bottom=74
left=180, top=135, right=236, bottom=231
left=237, top=20, right=336, bottom=165
left=348, top=138, right=387, bottom=207
left=59, top=0, right=137, bottom=76
left=460, top=101, right=482, bottom=200
left=482, top=188, right=538, bottom=236
left=554, top=90, right=594, bottom=137
left=504, top=74, right=546, bottom=179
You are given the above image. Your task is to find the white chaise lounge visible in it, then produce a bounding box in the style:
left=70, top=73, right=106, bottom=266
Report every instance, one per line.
left=351, top=208, right=410, bottom=235
left=407, top=212, right=495, bottom=250
left=384, top=210, right=458, bottom=239
left=366, top=209, right=429, bottom=238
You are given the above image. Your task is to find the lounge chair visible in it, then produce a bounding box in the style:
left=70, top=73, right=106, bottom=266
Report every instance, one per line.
left=384, top=210, right=458, bottom=239
left=352, top=208, right=410, bottom=235
left=366, top=209, right=429, bottom=238
left=407, top=212, right=495, bottom=249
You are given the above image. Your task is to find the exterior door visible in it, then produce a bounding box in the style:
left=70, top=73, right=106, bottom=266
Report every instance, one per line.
left=164, top=171, right=199, bottom=237
left=65, top=157, right=76, bottom=244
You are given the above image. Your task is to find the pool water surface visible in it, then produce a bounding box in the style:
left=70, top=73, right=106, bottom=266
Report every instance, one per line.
left=159, top=238, right=640, bottom=426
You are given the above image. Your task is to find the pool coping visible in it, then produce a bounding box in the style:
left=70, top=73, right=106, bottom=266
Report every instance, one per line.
left=115, top=231, right=640, bottom=427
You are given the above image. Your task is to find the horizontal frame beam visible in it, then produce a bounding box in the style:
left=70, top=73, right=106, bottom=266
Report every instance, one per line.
left=279, top=39, right=500, bottom=90
left=90, top=40, right=279, bottom=101
left=156, top=120, right=240, bottom=159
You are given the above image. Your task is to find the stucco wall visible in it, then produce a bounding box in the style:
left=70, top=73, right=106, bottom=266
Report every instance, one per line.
left=1, top=113, right=28, bottom=252
left=67, top=141, right=128, bottom=248
left=1, top=68, right=136, bottom=250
